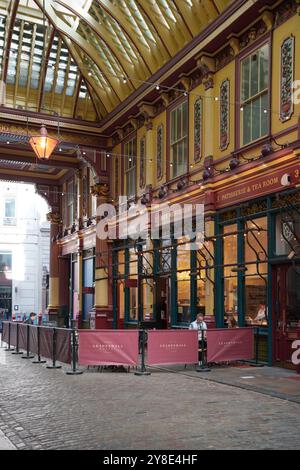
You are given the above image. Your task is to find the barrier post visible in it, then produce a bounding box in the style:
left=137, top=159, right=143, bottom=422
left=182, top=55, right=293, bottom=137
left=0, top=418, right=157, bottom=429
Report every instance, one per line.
left=66, top=329, right=83, bottom=375
left=135, top=330, right=151, bottom=376
left=32, top=326, right=46, bottom=364
left=46, top=328, right=62, bottom=369
left=196, top=329, right=211, bottom=373
left=22, top=324, right=34, bottom=359
left=4, top=322, right=14, bottom=351
left=12, top=322, right=23, bottom=355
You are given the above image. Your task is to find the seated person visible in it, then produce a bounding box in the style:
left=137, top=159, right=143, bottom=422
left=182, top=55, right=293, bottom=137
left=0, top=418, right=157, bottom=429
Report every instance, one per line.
left=228, top=316, right=238, bottom=328
left=254, top=303, right=267, bottom=323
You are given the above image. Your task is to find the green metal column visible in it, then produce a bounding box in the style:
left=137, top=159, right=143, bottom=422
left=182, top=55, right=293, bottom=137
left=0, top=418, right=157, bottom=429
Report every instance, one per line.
left=190, top=248, right=197, bottom=321
left=170, top=238, right=177, bottom=326
left=124, top=248, right=130, bottom=326
left=137, top=241, right=143, bottom=327
left=237, top=210, right=245, bottom=327
left=112, top=248, right=118, bottom=329
left=267, top=198, right=274, bottom=366
left=153, top=240, right=159, bottom=321
left=214, top=215, right=224, bottom=328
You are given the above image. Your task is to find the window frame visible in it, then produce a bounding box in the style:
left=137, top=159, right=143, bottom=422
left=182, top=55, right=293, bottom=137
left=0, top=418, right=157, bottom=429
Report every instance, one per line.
left=236, top=37, right=271, bottom=149
left=168, top=98, right=188, bottom=179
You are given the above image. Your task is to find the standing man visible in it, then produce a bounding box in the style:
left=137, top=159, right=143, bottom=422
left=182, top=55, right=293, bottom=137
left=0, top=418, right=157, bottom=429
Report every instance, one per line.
left=189, top=314, right=207, bottom=364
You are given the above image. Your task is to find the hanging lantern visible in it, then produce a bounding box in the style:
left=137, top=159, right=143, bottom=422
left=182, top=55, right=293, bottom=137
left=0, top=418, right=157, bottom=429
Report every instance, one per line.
left=29, top=125, right=58, bottom=160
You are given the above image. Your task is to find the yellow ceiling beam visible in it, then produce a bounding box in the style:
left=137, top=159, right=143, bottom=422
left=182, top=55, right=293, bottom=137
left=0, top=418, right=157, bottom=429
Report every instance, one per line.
left=1, top=0, right=19, bottom=84
left=55, top=0, right=150, bottom=79
left=96, top=0, right=168, bottom=70
left=62, top=37, right=112, bottom=116
left=172, top=0, right=203, bottom=36
left=25, top=22, right=37, bottom=110
left=55, top=0, right=145, bottom=79
left=34, top=0, right=131, bottom=103
left=136, top=0, right=180, bottom=56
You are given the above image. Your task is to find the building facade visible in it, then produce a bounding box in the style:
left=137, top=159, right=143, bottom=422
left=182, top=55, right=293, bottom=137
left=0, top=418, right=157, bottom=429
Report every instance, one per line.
left=0, top=182, right=50, bottom=318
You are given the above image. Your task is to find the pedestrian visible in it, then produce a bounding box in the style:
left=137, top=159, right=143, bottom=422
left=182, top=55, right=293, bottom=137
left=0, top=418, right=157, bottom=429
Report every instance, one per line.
left=24, top=312, right=36, bottom=325
left=189, top=314, right=207, bottom=364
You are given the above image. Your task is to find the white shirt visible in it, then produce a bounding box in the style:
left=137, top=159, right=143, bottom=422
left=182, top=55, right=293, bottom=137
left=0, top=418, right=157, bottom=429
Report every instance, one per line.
left=189, top=320, right=207, bottom=340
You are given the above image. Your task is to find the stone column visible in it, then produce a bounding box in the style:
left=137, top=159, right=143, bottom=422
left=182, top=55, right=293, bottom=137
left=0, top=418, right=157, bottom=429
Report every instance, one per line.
left=47, top=211, right=61, bottom=321
left=91, top=183, right=112, bottom=328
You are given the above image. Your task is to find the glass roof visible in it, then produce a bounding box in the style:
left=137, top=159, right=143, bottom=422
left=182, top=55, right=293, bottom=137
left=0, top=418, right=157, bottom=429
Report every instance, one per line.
left=0, top=0, right=233, bottom=121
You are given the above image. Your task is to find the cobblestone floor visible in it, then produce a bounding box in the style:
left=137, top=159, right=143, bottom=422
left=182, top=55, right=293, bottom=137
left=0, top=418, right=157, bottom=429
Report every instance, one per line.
left=0, top=347, right=300, bottom=450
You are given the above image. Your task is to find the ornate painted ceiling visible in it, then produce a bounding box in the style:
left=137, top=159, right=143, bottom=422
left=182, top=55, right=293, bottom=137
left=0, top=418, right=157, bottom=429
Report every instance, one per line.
left=0, top=0, right=233, bottom=122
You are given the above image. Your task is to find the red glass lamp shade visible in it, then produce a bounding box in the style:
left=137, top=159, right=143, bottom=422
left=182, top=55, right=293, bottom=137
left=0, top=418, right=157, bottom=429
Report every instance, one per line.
left=29, top=125, right=58, bottom=160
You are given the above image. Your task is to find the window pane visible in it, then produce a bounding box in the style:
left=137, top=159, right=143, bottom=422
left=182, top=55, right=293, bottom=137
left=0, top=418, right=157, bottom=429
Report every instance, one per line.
left=243, top=103, right=251, bottom=145
left=182, top=101, right=187, bottom=137
left=259, top=44, right=269, bottom=91
left=177, top=106, right=182, bottom=140
left=261, top=93, right=268, bottom=136
left=251, top=97, right=260, bottom=141
left=241, top=57, right=250, bottom=102
left=5, top=199, right=15, bottom=218
left=171, top=109, right=176, bottom=143
left=250, top=52, right=259, bottom=96
left=245, top=276, right=267, bottom=326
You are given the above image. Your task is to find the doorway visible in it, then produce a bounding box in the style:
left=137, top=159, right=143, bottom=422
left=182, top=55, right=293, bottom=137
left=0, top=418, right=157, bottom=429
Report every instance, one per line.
left=273, top=263, right=300, bottom=369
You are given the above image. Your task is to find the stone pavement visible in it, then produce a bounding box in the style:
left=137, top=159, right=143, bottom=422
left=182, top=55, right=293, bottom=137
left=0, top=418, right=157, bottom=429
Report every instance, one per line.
left=0, top=346, right=300, bottom=450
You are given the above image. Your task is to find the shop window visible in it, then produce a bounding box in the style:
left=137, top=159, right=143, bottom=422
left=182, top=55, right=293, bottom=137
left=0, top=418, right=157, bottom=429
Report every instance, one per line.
left=124, top=137, right=136, bottom=199
left=142, top=279, right=154, bottom=321
left=223, top=225, right=238, bottom=321
left=177, top=239, right=191, bottom=323
left=170, top=100, right=188, bottom=178
left=241, top=43, right=269, bottom=145
left=128, top=248, right=138, bottom=321
left=286, top=266, right=300, bottom=327
left=275, top=212, right=300, bottom=256
left=196, top=250, right=206, bottom=316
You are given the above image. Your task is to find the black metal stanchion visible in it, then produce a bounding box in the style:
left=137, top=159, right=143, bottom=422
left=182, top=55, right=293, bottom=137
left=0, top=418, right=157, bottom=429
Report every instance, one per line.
left=12, top=323, right=23, bottom=355
left=66, top=329, right=83, bottom=375
left=249, top=326, right=264, bottom=367
left=32, top=327, right=46, bottom=364
left=46, top=328, right=62, bottom=369
left=135, top=330, right=151, bottom=376
left=22, top=324, right=34, bottom=359
left=196, top=329, right=211, bottom=373
left=4, top=322, right=14, bottom=351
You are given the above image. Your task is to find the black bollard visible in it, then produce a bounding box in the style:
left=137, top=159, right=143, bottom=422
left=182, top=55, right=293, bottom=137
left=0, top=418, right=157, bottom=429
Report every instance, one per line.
left=135, top=330, right=151, bottom=376
left=46, top=328, right=62, bottom=369
left=196, top=328, right=211, bottom=373
left=32, top=327, right=46, bottom=364
left=22, top=324, right=34, bottom=359
left=66, top=329, right=83, bottom=375
left=12, top=323, right=23, bottom=355
left=4, top=322, right=14, bottom=351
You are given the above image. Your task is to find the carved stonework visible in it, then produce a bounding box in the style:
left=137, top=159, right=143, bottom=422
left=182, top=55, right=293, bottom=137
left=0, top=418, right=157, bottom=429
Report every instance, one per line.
left=220, top=79, right=230, bottom=151
left=194, top=98, right=202, bottom=162
left=280, top=35, right=294, bottom=122
left=47, top=211, right=61, bottom=224
left=241, top=201, right=268, bottom=216
left=239, top=21, right=267, bottom=49
left=274, top=0, right=298, bottom=27
left=156, top=124, right=164, bottom=181
left=216, top=46, right=235, bottom=71
left=90, top=183, right=109, bottom=198
left=197, top=56, right=215, bottom=90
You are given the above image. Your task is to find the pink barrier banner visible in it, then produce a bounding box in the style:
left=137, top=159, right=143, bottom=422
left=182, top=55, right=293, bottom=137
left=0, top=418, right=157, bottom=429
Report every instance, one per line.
left=78, top=330, right=139, bottom=366
left=147, top=330, right=198, bottom=366
left=207, top=328, right=254, bottom=363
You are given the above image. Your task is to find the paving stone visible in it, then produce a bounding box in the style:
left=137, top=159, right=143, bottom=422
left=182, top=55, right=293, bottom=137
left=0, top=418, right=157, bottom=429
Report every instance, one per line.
left=0, top=347, right=299, bottom=450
